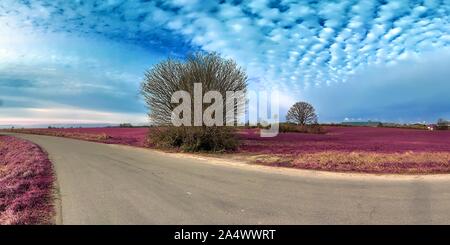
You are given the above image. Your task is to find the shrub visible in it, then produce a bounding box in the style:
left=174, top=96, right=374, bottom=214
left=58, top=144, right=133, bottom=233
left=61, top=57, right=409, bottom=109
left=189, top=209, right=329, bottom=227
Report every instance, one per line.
left=279, top=123, right=326, bottom=134
left=149, top=126, right=238, bottom=152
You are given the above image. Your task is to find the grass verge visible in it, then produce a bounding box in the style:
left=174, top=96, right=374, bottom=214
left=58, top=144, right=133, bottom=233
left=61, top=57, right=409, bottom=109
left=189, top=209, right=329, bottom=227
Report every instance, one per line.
left=0, top=135, right=55, bottom=224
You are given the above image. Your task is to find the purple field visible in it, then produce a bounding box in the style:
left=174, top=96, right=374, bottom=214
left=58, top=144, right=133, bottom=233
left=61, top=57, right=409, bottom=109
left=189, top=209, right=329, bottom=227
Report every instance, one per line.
left=0, top=136, right=54, bottom=224
left=239, top=126, right=450, bottom=154
left=5, top=127, right=149, bottom=147
left=52, top=127, right=149, bottom=147
left=238, top=127, right=450, bottom=173
left=4, top=126, right=450, bottom=173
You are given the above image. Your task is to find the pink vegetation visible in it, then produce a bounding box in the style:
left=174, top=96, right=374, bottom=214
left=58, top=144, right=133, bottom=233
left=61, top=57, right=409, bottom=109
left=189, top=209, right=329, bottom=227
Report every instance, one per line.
left=238, top=126, right=450, bottom=154
left=0, top=136, right=54, bottom=224
left=52, top=127, right=149, bottom=147
left=238, top=126, right=450, bottom=173
left=7, top=127, right=149, bottom=147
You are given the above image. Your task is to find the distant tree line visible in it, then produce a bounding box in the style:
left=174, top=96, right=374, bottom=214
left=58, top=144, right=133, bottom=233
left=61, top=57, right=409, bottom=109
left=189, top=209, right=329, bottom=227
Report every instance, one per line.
left=119, top=123, right=133, bottom=128
left=436, top=118, right=449, bottom=130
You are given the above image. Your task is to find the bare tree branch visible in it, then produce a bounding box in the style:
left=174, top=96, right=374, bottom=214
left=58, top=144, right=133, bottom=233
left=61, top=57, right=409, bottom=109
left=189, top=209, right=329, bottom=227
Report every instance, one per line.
left=141, top=52, right=248, bottom=126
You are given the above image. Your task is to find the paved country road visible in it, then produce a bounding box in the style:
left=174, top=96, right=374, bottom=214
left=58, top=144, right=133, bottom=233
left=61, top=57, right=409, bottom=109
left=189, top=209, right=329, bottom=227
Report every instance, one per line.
left=4, top=133, right=450, bottom=224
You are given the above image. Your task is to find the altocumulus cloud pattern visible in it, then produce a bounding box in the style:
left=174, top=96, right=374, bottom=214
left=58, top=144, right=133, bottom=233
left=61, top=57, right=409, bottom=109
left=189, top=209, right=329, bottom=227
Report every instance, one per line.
left=0, top=0, right=449, bottom=124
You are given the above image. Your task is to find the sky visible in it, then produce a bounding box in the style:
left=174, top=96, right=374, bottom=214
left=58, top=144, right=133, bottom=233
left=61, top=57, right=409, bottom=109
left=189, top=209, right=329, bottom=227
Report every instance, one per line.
left=0, top=0, right=449, bottom=126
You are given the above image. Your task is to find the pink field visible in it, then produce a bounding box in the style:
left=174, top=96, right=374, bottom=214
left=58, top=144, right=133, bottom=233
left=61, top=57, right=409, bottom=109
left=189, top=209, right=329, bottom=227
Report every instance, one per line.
left=8, top=126, right=450, bottom=152
left=5, top=127, right=149, bottom=147
left=0, top=136, right=54, bottom=224
left=239, top=126, right=450, bottom=154
left=52, top=127, right=149, bottom=147
left=237, top=126, right=450, bottom=174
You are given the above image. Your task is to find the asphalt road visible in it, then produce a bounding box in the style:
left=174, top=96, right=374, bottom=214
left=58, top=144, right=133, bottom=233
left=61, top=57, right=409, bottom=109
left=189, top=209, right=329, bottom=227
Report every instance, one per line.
left=5, top=133, right=450, bottom=224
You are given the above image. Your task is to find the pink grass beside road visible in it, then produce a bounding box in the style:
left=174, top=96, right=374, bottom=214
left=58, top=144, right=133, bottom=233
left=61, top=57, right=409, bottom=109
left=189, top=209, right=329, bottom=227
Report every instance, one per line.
left=247, top=151, right=450, bottom=174
left=0, top=135, right=54, bottom=225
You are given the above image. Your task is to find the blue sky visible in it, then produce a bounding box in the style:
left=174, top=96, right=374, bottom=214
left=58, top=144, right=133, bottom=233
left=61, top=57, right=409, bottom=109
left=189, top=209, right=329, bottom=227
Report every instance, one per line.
left=0, top=0, right=449, bottom=126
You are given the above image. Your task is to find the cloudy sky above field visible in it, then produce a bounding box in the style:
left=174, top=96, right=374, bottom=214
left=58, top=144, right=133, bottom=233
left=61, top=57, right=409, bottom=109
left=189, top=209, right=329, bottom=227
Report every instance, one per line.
left=0, top=0, right=449, bottom=125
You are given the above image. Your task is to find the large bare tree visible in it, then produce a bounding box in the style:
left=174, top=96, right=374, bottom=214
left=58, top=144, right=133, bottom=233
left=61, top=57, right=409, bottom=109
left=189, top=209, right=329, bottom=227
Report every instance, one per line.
left=286, top=101, right=318, bottom=125
left=141, top=52, right=247, bottom=126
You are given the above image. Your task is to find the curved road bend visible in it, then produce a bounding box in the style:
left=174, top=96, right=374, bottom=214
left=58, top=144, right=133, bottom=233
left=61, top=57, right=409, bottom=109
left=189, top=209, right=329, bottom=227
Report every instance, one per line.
left=5, top=132, right=450, bottom=225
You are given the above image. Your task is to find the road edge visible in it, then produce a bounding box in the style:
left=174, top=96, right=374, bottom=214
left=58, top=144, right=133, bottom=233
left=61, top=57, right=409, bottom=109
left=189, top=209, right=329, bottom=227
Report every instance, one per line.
left=34, top=144, right=63, bottom=225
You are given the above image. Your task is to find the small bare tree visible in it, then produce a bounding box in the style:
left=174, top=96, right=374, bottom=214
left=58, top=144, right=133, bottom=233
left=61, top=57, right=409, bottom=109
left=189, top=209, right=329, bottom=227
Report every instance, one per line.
left=141, top=52, right=247, bottom=125
left=140, top=52, right=248, bottom=151
left=286, top=102, right=318, bottom=125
